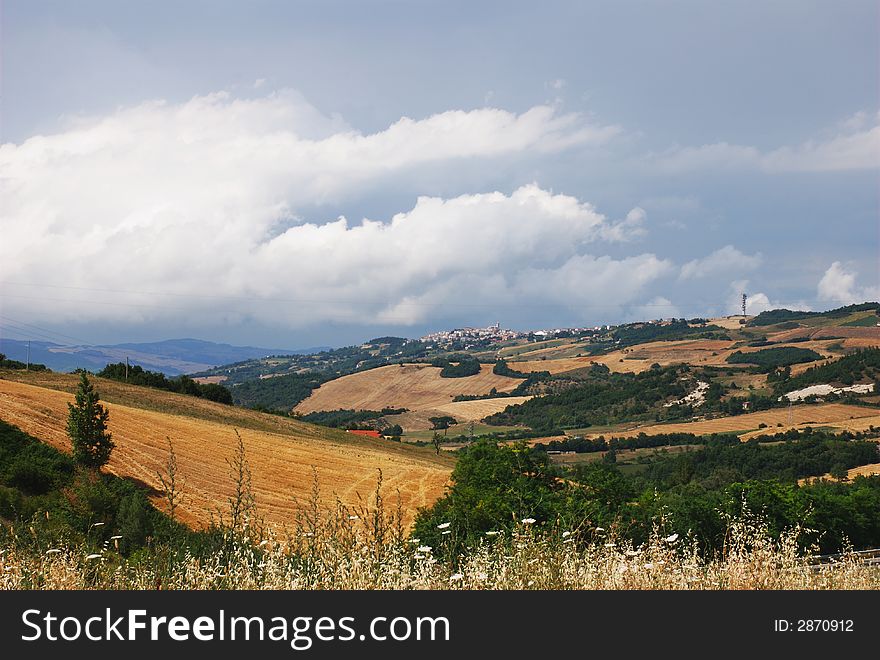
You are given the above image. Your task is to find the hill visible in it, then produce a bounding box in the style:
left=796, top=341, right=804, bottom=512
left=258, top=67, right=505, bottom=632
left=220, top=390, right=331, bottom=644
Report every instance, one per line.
left=295, top=363, right=523, bottom=427
left=0, top=337, right=316, bottom=375
left=0, top=370, right=452, bottom=528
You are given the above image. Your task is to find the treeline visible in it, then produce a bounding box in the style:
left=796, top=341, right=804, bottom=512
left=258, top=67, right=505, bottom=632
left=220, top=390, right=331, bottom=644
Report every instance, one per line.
left=300, top=407, right=406, bottom=429
left=777, top=348, right=880, bottom=394
left=228, top=372, right=325, bottom=411
left=642, top=434, right=880, bottom=486
left=413, top=437, right=880, bottom=557
left=492, top=359, right=530, bottom=378
left=431, top=355, right=482, bottom=378
left=534, top=431, right=739, bottom=454
left=97, top=363, right=233, bottom=404
left=748, top=302, right=879, bottom=327
left=612, top=319, right=729, bottom=347
left=485, top=364, right=693, bottom=432
left=0, top=420, right=189, bottom=556
left=0, top=353, right=48, bottom=371
left=726, top=346, right=823, bottom=371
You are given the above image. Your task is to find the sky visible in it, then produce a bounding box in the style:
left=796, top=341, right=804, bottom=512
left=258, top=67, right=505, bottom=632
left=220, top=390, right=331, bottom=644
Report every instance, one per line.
left=1, top=0, right=878, bottom=349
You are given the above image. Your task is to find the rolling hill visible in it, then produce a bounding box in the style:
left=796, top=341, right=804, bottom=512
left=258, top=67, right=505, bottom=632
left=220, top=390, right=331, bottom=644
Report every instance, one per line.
left=0, top=337, right=318, bottom=375
left=0, top=370, right=452, bottom=528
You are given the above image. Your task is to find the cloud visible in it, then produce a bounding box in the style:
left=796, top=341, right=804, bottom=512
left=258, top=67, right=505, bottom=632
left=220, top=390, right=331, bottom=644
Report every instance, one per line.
left=650, top=112, right=880, bottom=174
left=679, top=245, right=762, bottom=280
left=599, top=207, right=648, bottom=242
left=817, top=262, right=880, bottom=305
left=0, top=93, right=660, bottom=328
left=0, top=89, right=649, bottom=329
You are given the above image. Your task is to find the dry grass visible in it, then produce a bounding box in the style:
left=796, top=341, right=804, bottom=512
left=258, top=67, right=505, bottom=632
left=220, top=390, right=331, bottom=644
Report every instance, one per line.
left=2, top=508, right=877, bottom=590
left=430, top=396, right=532, bottom=421
left=592, top=403, right=880, bottom=440
left=295, top=363, right=523, bottom=421
left=0, top=377, right=452, bottom=529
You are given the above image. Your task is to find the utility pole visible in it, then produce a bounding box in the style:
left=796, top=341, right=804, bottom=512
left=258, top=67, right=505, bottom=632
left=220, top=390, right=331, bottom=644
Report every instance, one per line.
left=26, top=340, right=30, bottom=371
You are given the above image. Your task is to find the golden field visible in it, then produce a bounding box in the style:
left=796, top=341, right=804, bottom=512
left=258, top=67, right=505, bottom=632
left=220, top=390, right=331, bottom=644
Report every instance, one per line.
left=0, top=373, right=452, bottom=528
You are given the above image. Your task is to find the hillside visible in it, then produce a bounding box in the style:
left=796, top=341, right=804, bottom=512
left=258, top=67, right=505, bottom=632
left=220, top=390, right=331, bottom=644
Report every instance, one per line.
left=0, top=371, right=453, bottom=528
left=294, top=363, right=524, bottom=431
left=0, top=337, right=312, bottom=375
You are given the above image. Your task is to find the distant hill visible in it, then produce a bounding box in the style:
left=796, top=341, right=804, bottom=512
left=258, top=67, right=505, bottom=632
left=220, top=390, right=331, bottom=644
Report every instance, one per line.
left=0, top=338, right=326, bottom=375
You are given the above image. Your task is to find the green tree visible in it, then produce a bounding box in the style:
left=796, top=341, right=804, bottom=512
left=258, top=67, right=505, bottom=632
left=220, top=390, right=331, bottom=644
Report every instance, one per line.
left=67, top=372, right=114, bottom=468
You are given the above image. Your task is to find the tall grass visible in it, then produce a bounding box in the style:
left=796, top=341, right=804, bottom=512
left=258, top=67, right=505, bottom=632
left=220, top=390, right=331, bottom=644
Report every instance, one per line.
left=2, top=475, right=877, bottom=590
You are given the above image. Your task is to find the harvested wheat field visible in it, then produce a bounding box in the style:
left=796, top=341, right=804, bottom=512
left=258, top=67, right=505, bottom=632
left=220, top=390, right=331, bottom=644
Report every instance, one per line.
left=295, top=363, right=523, bottom=414
left=430, top=396, right=532, bottom=421
left=590, top=403, right=880, bottom=440
left=0, top=376, right=452, bottom=529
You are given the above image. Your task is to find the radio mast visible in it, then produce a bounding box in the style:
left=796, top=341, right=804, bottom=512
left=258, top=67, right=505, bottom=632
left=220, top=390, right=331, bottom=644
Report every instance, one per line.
left=741, top=293, right=747, bottom=317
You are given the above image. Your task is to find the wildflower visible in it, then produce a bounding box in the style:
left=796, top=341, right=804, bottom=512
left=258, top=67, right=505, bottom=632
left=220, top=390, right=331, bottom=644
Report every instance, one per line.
left=46, top=549, right=62, bottom=555
left=476, top=572, right=488, bottom=581
left=665, top=533, right=679, bottom=543
left=302, top=532, right=314, bottom=538
left=86, top=554, right=102, bottom=560
left=450, top=573, right=463, bottom=581
left=604, top=542, right=616, bottom=548
left=644, top=563, right=654, bottom=570
left=437, top=522, right=451, bottom=529
left=259, top=540, right=269, bottom=547
left=417, top=546, right=432, bottom=553
left=442, top=530, right=451, bottom=535
left=625, top=550, right=640, bottom=557
left=562, top=531, right=571, bottom=537
left=521, top=517, right=536, bottom=524
left=618, top=564, right=628, bottom=574
left=485, top=531, right=499, bottom=536
left=410, top=538, right=420, bottom=544
left=527, top=580, right=535, bottom=587
left=90, top=522, right=105, bottom=528
left=414, top=554, right=424, bottom=560
left=348, top=515, right=359, bottom=520
left=595, top=527, right=605, bottom=532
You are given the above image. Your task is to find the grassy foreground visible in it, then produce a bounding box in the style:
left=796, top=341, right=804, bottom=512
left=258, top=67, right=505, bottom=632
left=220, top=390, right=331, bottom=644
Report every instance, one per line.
left=2, top=505, right=878, bottom=590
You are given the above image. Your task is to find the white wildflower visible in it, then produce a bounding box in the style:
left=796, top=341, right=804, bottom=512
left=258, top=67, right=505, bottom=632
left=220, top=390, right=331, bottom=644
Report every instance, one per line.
left=450, top=573, right=463, bottom=581
left=437, top=522, right=451, bottom=529
left=417, top=546, right=432, bottom=553
left=442, top=530, right=451, bottom=535
left=665, top=533, right=679, bottom=543
left=45, top=549, right=62, bottom=555
left=86, top=554, right=102, bottom=560
left=521, top=517, right=536, bottom=524
left=562, top=531, right=571, bottom=537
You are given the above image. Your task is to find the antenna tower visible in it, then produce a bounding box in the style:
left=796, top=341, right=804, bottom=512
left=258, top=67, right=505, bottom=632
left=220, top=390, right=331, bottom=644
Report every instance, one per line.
left=741, top=293, right=747, bottom=317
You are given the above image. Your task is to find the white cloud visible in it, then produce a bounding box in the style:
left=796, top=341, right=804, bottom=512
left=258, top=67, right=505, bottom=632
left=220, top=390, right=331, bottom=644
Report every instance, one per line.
left=650, top=112, right=880, bottom=174
left=0, top=89, right=648, bottom=328
left=817, top=262, right=880, bottom=305
left=599, top=207, right=648, bottom=242
left=679, top=245, right=762, bottom=280
left=630, top=296, right=681, bottom=321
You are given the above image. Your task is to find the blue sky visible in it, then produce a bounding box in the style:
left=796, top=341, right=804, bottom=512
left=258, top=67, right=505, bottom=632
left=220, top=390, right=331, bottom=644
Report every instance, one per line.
left=1, top=1, right=878, bottom=348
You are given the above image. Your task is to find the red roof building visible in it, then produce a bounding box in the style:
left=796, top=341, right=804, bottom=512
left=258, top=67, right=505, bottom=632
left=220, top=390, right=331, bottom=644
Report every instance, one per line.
left=346, top=429, right=382, bottom=438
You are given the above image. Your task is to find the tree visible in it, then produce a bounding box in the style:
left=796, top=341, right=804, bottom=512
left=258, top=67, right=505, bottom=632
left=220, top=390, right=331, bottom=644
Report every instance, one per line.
left=67, top=372, right=114, bottom=469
